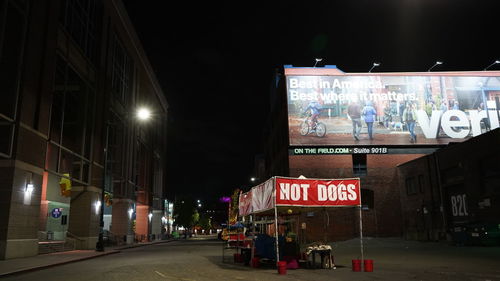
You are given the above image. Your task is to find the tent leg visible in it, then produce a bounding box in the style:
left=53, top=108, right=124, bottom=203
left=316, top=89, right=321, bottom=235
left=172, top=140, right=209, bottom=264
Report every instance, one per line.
left=274, top=205, right=280, bottom=263
left=359, top=205, right=364, bottom=263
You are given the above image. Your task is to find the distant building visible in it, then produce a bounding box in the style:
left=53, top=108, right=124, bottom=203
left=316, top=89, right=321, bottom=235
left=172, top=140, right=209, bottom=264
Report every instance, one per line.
left=263, top=65, right=500, bottom=242
left=0, top=0, right=168, bottom=259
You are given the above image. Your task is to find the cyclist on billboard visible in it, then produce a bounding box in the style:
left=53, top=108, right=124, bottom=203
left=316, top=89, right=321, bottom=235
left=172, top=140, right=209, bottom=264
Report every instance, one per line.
left=303, top=101, right=322, bottom=129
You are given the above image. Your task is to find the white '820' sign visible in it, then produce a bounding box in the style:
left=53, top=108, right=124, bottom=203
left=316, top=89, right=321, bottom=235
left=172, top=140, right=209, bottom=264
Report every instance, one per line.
left=450, top=194, right=468, bottom=217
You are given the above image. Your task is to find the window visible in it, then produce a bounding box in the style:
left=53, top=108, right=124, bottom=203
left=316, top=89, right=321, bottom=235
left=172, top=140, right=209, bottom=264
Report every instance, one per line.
left=418, top=175, right=424, bottom=193
left=352, top=154, right=367, bottom=176
left=111, top=35, right=133, bottom=104
left=59, top=0, right=100, bottom=63
left=361, top=189, right=374, bottom=209
left=47, top=55, right=94, bottom=183
left=0, top=0, right=28, bottom=157
left=406, top=177, right=418, bottom=195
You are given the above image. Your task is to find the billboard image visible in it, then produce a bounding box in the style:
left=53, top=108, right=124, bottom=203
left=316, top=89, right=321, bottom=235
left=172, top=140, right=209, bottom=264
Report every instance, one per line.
left=286, top=69, right=500, bottom=146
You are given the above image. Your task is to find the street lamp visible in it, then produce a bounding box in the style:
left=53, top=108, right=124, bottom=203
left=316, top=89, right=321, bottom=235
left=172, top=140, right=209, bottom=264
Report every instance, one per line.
left=483, top=60, right=500, bottom=71
left=368, top=62, right=380, bottom=73
left=136, top=107, right=151, bottom=121
left=427, top=61, right=443, bottom=72
left=96, top=106, right=155, bottom=252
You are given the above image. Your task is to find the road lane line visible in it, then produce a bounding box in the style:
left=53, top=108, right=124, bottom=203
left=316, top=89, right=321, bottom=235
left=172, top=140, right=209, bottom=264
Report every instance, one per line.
left=155, top=271, right=167, bottom=278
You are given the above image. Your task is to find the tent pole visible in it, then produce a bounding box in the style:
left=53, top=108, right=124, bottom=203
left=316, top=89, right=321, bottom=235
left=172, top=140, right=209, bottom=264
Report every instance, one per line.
left=274, top=202, right=280, bottom=263
left=274, top=177, right=280, bottom=263
left=359, top=205, right=364, bottom=263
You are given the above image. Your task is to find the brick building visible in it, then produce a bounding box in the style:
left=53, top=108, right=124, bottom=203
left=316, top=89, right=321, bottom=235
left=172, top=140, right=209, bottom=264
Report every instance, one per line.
left=0, top=0, right=168, bottom=259
left=263, top=65, right=500, bottom=242
left=398, top=128, right=500, bottom=244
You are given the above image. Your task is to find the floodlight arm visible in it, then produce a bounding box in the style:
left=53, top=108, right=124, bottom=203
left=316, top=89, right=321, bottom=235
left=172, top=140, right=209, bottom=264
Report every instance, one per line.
left=368, top=62, right=380, bottom=73
left=427, top=61, right=443, bottom=72
left=484, top=60, right=500, bottom=71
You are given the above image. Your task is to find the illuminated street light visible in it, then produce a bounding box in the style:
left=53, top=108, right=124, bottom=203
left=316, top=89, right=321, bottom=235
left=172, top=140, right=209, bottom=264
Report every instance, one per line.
left=136, top=107, right=152, bottom=121
left=427, top=61, right=443, bottom=72
left=483, top=60, right=500, bottom=71
left=368, top=62, right=380, bottom=73
left=250, top=177, right=256, bottom=182
left=313, top=58, right=323, bottom=68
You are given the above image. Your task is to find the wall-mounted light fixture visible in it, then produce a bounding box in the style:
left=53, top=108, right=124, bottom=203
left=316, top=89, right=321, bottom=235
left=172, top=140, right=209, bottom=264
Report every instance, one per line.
left=128, top=208, right=134, bottom=219
left=25, top=173, right=34, bottom=194
left=25, top=183, right=34, bottom=194
left=94, top=200, right=101, bottom=214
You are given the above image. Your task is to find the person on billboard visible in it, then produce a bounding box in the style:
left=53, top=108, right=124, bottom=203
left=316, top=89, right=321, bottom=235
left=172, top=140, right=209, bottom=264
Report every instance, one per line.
left=347, top=100, right=362, bottom=140
left=478, top=103, right=490, bottom=131
left=403, top=102, right=417, bottom=143
left=303, top=101, right=322, bottom=130
left=440, top=101, right=448, bottom=112
left=362, top=101, right=377, bottom=140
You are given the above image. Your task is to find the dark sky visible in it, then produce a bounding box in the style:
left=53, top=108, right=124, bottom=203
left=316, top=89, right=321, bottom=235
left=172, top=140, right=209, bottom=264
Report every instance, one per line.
left=122, top=1, right=499, bottom=203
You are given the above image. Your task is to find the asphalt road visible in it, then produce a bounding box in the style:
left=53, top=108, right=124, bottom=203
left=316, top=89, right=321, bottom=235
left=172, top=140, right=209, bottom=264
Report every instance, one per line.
left=3, top=236, right=500, bottom=281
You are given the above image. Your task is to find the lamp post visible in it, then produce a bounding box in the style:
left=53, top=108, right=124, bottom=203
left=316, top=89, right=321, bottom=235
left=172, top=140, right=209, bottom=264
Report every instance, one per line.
left=427, top=61, right=443, bottom=72
left=368, top=62, right=380, bottom=73
left=96, top=107, right=153, bottom=252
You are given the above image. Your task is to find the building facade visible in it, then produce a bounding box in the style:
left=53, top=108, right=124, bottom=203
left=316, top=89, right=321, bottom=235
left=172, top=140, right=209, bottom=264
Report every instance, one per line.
left=0, top=0, right=168, bottom=259
left=398, top=128, right=500, bottom=245
left=264, top=65, right=500, bottom=242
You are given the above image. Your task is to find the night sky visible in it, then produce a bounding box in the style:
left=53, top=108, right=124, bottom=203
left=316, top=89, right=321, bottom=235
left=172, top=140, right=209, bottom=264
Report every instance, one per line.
left=122, top=1, right=499, bottom=204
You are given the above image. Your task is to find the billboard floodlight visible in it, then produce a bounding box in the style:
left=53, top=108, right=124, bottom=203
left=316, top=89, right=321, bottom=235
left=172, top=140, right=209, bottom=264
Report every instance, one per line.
left=484, top=60, right=500, bottom=71
left=427, top=61, right=443, bottom=72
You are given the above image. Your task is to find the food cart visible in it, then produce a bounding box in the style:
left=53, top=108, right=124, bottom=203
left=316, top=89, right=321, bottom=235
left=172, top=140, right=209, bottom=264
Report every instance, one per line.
left=237, top=176, right=365, bottom=270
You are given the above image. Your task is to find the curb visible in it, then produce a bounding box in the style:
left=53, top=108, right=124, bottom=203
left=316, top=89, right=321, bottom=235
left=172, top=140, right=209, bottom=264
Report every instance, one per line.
left=0, top=250, right=120, bottom=278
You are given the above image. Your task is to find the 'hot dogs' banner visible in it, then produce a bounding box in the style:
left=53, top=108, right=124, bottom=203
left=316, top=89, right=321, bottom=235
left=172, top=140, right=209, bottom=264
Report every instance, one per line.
left=276, top=177, right=361, bottom=207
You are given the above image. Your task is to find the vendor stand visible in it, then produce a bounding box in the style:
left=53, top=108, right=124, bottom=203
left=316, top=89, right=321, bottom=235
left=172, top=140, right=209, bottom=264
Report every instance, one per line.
left=237, top=176, right=363, bottom=270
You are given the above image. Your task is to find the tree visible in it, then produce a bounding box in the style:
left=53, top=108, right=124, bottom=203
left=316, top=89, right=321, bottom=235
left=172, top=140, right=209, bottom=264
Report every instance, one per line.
left=173, top=198, right=199, bottom=229
left=197, top=214, right=212, bottom=232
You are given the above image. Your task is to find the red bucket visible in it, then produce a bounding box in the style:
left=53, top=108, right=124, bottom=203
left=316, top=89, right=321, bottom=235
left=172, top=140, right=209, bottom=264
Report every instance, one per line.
left=364, top=259, right=374, bottom=272
left=251, top=257, right=260, bottom=268
left=352, top=259, right=361, bottom=272
left=277, top=261, right=287, bottom=275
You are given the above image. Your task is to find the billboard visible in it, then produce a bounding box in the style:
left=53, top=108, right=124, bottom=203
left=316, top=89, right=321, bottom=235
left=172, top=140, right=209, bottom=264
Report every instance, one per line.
left=286, top=68, right=500, bottom=146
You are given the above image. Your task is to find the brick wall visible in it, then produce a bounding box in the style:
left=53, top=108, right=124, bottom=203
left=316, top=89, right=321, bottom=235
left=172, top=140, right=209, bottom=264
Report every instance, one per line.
left=288, top=153, right=423, bottom=240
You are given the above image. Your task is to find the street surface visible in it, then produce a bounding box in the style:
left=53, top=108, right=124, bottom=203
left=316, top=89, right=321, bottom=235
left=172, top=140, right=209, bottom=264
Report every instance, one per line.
left=2, top=236, right=500, bottom=281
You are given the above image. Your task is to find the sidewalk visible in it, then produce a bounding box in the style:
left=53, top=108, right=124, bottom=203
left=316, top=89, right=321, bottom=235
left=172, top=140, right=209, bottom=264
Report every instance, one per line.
left=0, top=239, right=174, bottom=278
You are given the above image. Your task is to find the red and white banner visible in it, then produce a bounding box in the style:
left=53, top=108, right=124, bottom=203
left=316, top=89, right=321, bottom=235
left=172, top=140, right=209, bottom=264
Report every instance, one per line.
left=275, top=177, right=361, bottom=207
left=238, top=190, right=253, bottom=216
left=251, top=179, right=275, bottom=213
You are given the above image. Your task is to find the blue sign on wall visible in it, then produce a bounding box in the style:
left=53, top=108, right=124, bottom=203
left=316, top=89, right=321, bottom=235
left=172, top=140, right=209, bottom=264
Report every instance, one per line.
left=51, top=208, right=62, bottom=218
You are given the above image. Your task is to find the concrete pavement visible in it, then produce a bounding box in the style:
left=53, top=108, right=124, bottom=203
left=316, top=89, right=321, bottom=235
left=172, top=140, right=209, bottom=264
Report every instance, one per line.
left=0, top=239, right=174, bottom=278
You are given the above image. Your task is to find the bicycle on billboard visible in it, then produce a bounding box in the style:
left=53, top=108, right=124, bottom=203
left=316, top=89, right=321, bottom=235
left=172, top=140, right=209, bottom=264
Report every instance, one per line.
left=299, top=101, right=327, bottom=137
